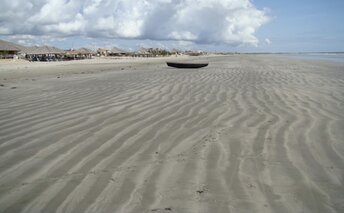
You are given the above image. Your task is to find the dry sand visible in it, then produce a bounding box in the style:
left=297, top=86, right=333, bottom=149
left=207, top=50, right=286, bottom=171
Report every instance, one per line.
left=0, top=55, right=343, bottom=213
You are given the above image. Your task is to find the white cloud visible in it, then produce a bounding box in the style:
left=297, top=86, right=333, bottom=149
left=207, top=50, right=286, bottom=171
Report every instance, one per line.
left=0, top=0, right=269, bottom=46
left=4, top=34, right=63, bottom=46
left=265, top=38, right=271, bottom=45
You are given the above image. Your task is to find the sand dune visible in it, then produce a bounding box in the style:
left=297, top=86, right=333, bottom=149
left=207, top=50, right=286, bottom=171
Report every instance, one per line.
left=0, top=55, right=344, bottom=212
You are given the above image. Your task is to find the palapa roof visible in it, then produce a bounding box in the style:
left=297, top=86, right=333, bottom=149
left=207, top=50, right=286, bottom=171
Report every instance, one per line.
left=97, top=48, right=108, bottom=52
left=0, top=39, right=22, bottom=51
left=76, top=47, right=95, bottom=54
left=22, top=45, right=65, bottom=55
left=67, top=48, right=95, bottom=55
left=171, top=48, right=182, bottom=53
left=109, top=47, right=128, bottom=54
left=137, top=47, right=150, bottom=54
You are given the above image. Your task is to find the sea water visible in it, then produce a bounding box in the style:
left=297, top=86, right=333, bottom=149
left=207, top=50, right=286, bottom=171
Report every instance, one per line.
left=284, top=53, right=344, bottom=64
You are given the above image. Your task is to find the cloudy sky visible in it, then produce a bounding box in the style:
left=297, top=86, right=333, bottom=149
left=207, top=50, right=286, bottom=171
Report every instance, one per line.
left=0, top=0, right=343, bottom=52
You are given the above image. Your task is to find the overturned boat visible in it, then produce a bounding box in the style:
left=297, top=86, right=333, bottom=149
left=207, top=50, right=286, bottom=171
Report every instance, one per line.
left=166, top=62, right=208, bottom=69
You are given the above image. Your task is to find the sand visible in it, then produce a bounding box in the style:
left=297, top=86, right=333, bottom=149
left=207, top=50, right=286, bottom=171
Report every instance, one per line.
left=0, top=55, right=343, bottom=213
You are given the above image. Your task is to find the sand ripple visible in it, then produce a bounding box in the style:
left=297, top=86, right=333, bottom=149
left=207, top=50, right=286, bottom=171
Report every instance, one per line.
left=0, top=55, right=344, bottom=212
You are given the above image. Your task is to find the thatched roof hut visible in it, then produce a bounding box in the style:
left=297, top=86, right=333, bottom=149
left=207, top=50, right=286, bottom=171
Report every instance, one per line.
left=97, top=47, right=129, bottom=56
left=109, top=47, right=128, bottom=55
left=0, top=39, right=21, bottom=51
left=133, top=47, right=154, bottom=57
left=137, top=47, right=150, bottom=54
left=22, top=45, right=65, bottom=55
left=171, top=48, right=183, bottom=55
left=20, top=45, right=65, bottom=61
left=0, top=39, right=22, bottom=59
left=66, top=48, right=94, bottom=59
left=76, top=48, right=95, bottom=55
left=97, top=48, right=109, bottom=56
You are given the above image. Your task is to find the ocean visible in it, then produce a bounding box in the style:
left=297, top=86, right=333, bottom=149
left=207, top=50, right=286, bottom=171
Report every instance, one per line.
left=283, top=53, right=344, bottom=64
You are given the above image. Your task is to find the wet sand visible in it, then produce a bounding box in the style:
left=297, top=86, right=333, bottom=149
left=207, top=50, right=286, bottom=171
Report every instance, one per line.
left=0, top=55, right=344, bottom=212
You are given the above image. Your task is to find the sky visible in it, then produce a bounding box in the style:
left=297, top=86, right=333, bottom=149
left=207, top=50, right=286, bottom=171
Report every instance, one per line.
left=0, top=0, right=343, bottom=52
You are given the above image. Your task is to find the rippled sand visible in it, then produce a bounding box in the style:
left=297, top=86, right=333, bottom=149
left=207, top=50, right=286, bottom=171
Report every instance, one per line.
left=0, top=55, right=343, bottom=212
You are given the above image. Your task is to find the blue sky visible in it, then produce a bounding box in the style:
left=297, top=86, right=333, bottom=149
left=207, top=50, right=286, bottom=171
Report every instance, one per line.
left=0, top=0, right=343, bottom=52
left=251, top=0, right=344, bottom=52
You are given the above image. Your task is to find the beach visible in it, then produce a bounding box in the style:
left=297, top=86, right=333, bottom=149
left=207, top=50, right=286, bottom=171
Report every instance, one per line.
left=0, top=55, right=343, bottom=212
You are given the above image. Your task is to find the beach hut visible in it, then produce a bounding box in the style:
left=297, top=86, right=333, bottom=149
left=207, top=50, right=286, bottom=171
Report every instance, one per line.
left=0, top=39, right=21, bottom=59
left=66, top=48, right=94, bottom=60
left=76, top=48, right=94, bottom=59
left=65, top=49, right=80, bottom=60
left=22, top=45, right=65, bottom=61
left=97, top=48, right=109, bottom=57
left=171, top=48, right=183, bottom=56
left=97, top=47, right=129, bottom=57
left=108, top=47, right=129, bottom=56
left=134, top=47, right=153, bottom=57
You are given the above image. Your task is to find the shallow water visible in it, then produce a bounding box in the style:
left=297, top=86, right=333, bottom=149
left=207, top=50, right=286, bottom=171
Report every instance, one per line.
left=283, top=53, right=344, bottom=64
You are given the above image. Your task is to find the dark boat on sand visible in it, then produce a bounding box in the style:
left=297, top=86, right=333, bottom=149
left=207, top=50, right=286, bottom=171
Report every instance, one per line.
left=166, top=62, right=208, bottom=69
